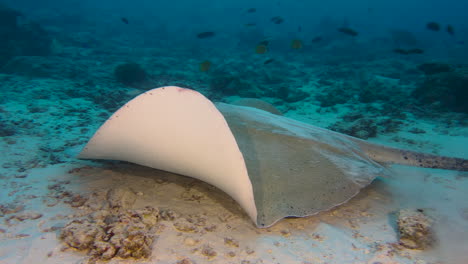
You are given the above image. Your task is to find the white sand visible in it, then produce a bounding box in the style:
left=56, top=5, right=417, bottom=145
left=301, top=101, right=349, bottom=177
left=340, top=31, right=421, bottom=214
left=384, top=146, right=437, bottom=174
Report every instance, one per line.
left=2, top=153, right=467, bottom=264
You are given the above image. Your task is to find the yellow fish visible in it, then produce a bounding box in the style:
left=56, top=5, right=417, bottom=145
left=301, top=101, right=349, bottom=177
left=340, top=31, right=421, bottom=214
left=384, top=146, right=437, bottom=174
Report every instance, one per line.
left=256, top=44, right=268, bottom=54
left=199, top=60, right=211, bottom=72
left=291, top=39, right=303, bottom=49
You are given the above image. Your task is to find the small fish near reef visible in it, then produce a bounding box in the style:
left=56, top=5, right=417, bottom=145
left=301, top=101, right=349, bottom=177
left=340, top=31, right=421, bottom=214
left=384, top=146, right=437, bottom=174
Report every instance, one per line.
left=393, top=48, right=409, bottom=55
left=247, top=8, right=256, bottom=13
left=121, top=17, right=129, bottom=24
left=271, top=16, right=284, bottom=24
left=291, top=39, right=303, bottom=49
left=199, top=60, right=211, bottom=72
left=407, top=48, right=424, bottom=54
left=263, top=58, right=275, bottom=65
left=197, top=31, right=216, bottom=39
left=245, top=23, right=256, bottom=27
left=393, top=48, right=424, bottom=55
left=256, top=39, right=270, bottom=54
left=426, top=22, right=440, bottom=31
left=446, top=24, right=455, bottom=35
left=258, top=39, right=270, bottom=46
left=338, top=27, right=358, bottom=37
left=311, top=36, right=323, bottom=43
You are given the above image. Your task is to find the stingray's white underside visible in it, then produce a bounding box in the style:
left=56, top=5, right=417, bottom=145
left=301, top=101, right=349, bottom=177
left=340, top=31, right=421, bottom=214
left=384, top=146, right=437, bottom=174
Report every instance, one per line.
left=78, top=86, right=257, bottom=222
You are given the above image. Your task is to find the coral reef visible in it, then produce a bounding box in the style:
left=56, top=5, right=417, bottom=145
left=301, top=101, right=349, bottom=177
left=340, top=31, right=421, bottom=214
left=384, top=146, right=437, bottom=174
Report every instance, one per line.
left=60, top=206, right=159, bottom=260
left=316, top=73, right=406, bottom=108
left=1, top=56, right=88, bottom=79
left=418, top=62, right=452, bottom=75
left=389, top=29, right=419, bottom=47
left=209, top=73, right=252, bottom=96
left=0, top=4, right=22, bottom=65
left=328, top=118, right=378, bottom=139
left=397, top=209, right=435, bottom=250
left=59, top=187, right=160, bottom=261
left=316, top=85, right=353, bottom=107
left=328, top=109, right=403, bottom=139
left=0, top=116, right=16, bottom=136
left=267, top=85, right=309, bottom=103
left=114, top=62, right=148, bottom=87
left=64, top=84, right=132, bottom=111
left=0, top=4, right=51, bottom=68
left=412, top=70, right=468, bottom=114
left=0, top=4, right=21, bottom=29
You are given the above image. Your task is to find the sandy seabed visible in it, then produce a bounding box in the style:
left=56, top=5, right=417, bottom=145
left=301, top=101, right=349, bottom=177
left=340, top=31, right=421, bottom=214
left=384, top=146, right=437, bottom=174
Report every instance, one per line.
left=1, top=78, right=467, bottom=264
left=2, top=155, right=468, bottom=264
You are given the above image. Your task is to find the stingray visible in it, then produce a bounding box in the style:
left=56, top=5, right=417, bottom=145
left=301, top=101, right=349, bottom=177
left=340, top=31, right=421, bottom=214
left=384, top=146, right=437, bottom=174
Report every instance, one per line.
left=79, top=86, right=467, bottom=228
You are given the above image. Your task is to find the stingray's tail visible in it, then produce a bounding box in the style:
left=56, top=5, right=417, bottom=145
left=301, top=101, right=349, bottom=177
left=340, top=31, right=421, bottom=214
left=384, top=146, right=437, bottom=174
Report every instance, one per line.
left=352, top=139, right=468, bottom=171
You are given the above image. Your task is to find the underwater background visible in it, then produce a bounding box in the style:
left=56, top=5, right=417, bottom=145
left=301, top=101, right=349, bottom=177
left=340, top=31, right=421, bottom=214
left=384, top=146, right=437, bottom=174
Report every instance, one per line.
left=0, top=0, right=467, bottom=263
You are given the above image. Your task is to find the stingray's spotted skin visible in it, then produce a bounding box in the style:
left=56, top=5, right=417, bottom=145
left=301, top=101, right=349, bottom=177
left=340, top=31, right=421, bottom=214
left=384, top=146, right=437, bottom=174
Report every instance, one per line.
left=398, top=150, right=467, bottom=171
left=354, top=139, right=468, bottom=172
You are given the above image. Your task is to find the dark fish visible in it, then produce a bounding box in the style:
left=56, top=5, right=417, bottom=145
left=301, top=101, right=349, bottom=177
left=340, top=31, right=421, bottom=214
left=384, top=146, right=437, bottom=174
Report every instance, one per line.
left=197, top=31, right=216, bottom=39
left=311, top=36, right=323, bottom=43
left=247, top=8, right=256, bottom=13
left=271, top=16, right=284, bottom=24
left=338, top=27, right=358, bottom=36
left=245, top=23, right=256, bottom=27
left=393, top=48, right=424, bottom=55
left=298, top=26, right=302, bottom=32
left=393, top=48, right=409, bottom=55
left=291, top=39, right=303, bottom=49
left=446, top=24, right=455, bottom=35
left=264, top=58, right=275, bottom=64
left=426, top=22, right=440, bottom=31
left=407, top=48, right=424, bottom=54
left=258, top=40, right=270, bottom=46
left=199, top=60, right=211, bottom=72
left=121, top=17, right=129, bottom=24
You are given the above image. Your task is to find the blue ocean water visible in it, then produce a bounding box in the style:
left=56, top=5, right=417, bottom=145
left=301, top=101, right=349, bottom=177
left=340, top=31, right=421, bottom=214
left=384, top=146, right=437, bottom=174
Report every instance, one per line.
left=0, top=1, right=467, bottom=263
left=1, top=0, right=467, bottom=115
